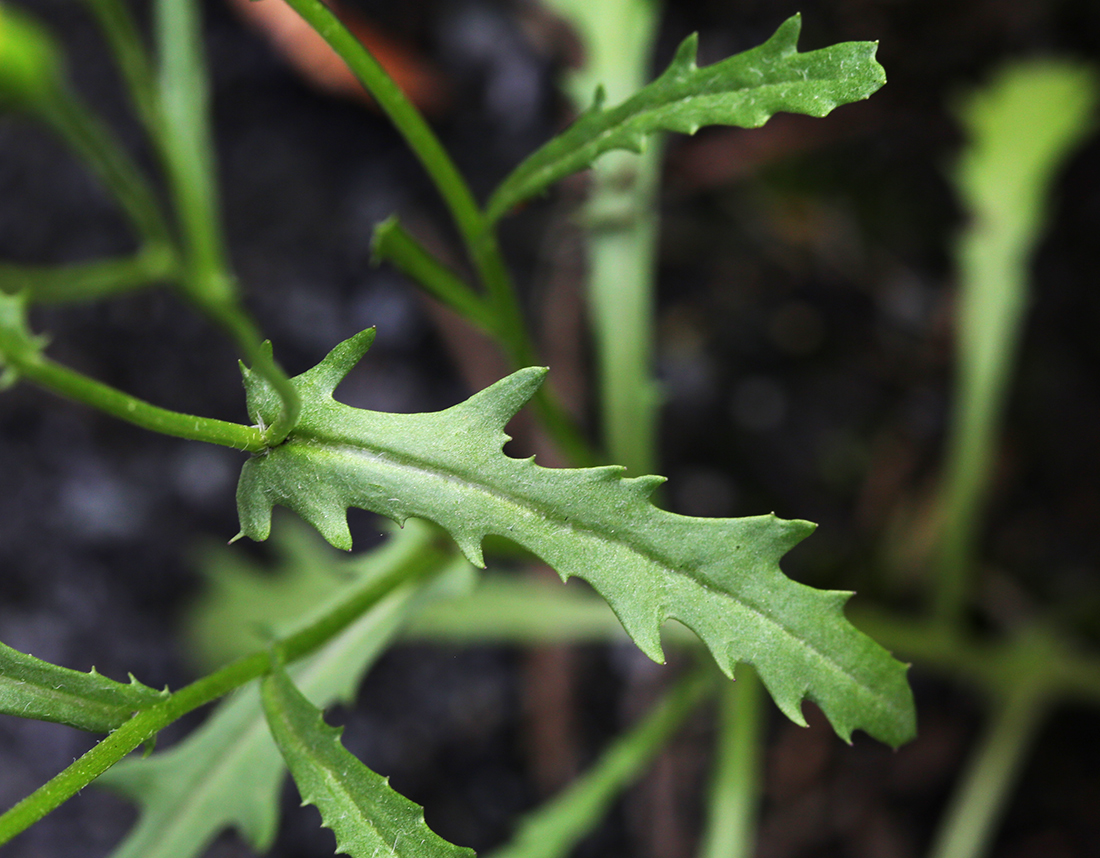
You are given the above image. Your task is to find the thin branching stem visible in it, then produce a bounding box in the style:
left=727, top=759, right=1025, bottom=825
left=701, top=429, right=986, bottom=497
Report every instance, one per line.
left=0, top=246, right=177, bottom=304
left=152, top=0, right=300, bottom=445
left=488, top=666, right=714, bottom=858
left=4, top=346, right=265, bottom=451
left=78, top=0, right=161, bottom=134
left=35, top=87, right=171, bottom=250
left=277, top=0, right=597, bottom=466
left=927, top=683, right=1048, bottom=858
left=0, top=543, right=445, bottom=845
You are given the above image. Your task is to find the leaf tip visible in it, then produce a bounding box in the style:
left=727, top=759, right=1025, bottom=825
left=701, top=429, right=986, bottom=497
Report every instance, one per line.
left=455, top=533, right=487, bottom=568
left=369, top=214, right=399, bottom=265
left=669, top=32, right=700, bottom=75
left=468, top=366, right=547, bottom=431
left=303, top=328, right=377, bottom=397
left=624, top=473, right=666, bottom=499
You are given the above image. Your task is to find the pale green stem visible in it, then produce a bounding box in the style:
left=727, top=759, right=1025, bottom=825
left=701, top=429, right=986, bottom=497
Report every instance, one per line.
left=547, top=0, right=662, bottom=474
left=927, top=683, right=1047, bottom=858
left=154, top=0, right=232, bottom=306
left=78, top=0, right=161, bottom=133
left=370, top=216, right=495, bottom=331
left=279, top=0, right=485, bottom=274
left=932, top=242, right=1028, bottom=626
left=697, top=666, right=764, bottom=858
left=852, top=607, right=1100, bottom=707
left=585, top=144, right=663, bottom=475
left=933, top=62, right=1100, bottom=625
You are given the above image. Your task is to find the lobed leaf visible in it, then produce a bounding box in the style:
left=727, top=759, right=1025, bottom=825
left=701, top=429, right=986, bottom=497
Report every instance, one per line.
left=0, top=640, right=165, bottom=733
left=486, top=14, right=885, bottom=222
left=236, top=331, right=915, bottom=747
left=262, top=664, right=474, bottom=858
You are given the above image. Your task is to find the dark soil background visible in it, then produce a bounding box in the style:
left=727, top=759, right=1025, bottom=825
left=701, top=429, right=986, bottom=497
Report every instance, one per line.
left=2, top=0, right=1099, bottom=857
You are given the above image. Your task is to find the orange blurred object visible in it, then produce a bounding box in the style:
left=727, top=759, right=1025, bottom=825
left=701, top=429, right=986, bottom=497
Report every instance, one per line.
left=227, top=0, right=449, bottom=115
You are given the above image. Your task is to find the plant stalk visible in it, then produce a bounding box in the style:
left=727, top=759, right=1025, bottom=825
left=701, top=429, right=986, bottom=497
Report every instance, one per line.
left=584, top=145, right=662, bottom=475
left=0, top=245, right=177, bottom=303
left=488, top=666, right=713, bottom=858
left=36, top=85, right=171, bottom=250
left=277, top=0, right=596, bottom=466
left=697, top=665, right=764, bottom=858
left=371, top=216, right=495, bottom=331
left=540, top=0, right=663, bottom=476
left=153, top=0, right=300, bottom=445
left=4, top=346, right=265, bottom=451
left=78, top=0, right=161, bottom=134
left=927, top=683, right=1048, bottom=858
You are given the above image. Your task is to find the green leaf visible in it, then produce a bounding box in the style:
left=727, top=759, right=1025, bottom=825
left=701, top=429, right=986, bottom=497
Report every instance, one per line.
left=486, top=14, right=885, bottom=222
left=0, top=640, right=165, bottom=733
left=262, top=665, right=474, bottom=858
left=99, top=523, right=472, bottom=858
left=236, top=331, right=915, bottom=747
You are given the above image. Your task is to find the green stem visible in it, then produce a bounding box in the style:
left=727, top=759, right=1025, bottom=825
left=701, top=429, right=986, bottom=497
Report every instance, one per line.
left=153, top=0, right=232, bottom=306
left=277, top=0, right=500, bottom=304
left=697, top=666, right=763, bottom=858
left=488, top=667, right=714, bottom=858
left=206, top=300, right=301, bottom=447
left=849, top=608, right=1100, bottom=706
left=152, top=0, right=299, bottom=445
left=0, top=653, right=266, bottom=848
left=932, top=63, right=1099, bottom=625
left=277, top=0, right=596, bottom=466
left=0, top=539, right=443, bottom=845
left=5, top=348, right=264, bottom=451
left=35, top=85, right=170, bottom=248
left=584, top=144, right=662, bottom=475
left=78, top=0, right=161, bottom=134
left=279, top=0, right=485, bottom=271
left=927, top=684, right=1047, bottom=858
left=542, top=0, right=663, bottom=474
left=0, top=245, right=177, bottom=304
left=370, top=216, right=495, bottom=331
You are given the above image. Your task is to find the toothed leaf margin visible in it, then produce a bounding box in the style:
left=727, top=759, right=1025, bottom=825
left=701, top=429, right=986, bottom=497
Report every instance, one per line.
left=261, top=664, right=474, bottom=858
left=236, top=331, right=915, bottom=747
left=486, top=15, right=886, bottom=221
left=0, top=640, right=165, bottom=733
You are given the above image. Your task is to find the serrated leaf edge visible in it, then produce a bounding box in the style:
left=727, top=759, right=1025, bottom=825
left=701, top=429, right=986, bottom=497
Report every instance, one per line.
left=237, top=334, right=915, bottom=746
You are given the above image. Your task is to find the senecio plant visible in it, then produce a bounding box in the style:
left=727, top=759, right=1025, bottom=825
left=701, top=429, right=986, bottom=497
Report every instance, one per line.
left=0, top=1, right=916, bottom=856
